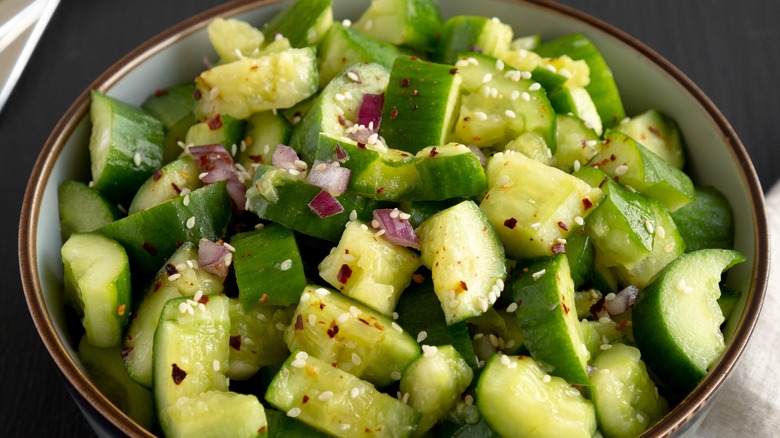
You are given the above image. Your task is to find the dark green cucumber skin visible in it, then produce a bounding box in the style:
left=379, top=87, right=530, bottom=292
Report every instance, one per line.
left=99, top=182, right=232, bottom=279
left=231, top=224, right=307, bottom=308
left=318, top=23, right=402, bottom=87
left=671, top=186, right=734, bottom=252
left=718, top=285, right=741, bottom=321
left=395, top=277, right=478, bottom=370
left=240, top=111, right=292, bottom=170
left=507, top=254, right=589, bottom=386
left=430, top=418, right=500, bottom=438
left=90, top=90, right=166, bottom=206
left=263, top=0, right=331, bottom=48
left=264, top=409, right=329, bottom=438
left=379, top=56, right=461, bottom=154
left=435, top=16, right=490, bottom=65
left=409, top=147, right=488, bottom=201
left=246, top=166, right=385, bottom=242
left=142, top=83, right=196, bottom=130
left=58, top=180, right=122, bottom=242
left=398, top=199, right=463, bottom=228
left=565, top=227, right=595, bottom=290
left=535, top=33, right=625, bottom=129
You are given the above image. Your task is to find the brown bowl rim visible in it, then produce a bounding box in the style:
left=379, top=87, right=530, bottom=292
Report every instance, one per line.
left=18, top=0, right=769, bottom=436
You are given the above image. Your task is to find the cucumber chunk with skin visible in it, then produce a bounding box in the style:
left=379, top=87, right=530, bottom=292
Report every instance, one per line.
left=165, top=390, right=268, bottom=438
left=379, top=55, right=463, bottom=154
left=616, top=109, right=685, bottom=169
left=591, top=344, right=669, bottom=438
left=354, top=0, right=442, bottom=52
left=227, top=299, right=293, bottom=381
left=184, top=113, right=246, bottom=157
left=58, top=180, right=122, bottom=242
left=153, top=294, right=231, bottom=436
left=231, top=224, right=307, bottom=308
left=477, top=354, right=597, bottom=438
left=632, top=249, right=746, bottom=395
left=195, top=47, right=319, bottom=120
left=588, top=129, right=695, bottom=212
left=141, top=83, right=197, bottom=164
left=262, top=0, right=332, bottom=48
left=553, top=114, right=600, bottom=173
left=264, top=409, right=329, bottom=437
left=77, top=336, right=154, bottom=430
left=127, top=154, right=202, bottom=215
left=436, top=16, right=513, bottom=65
left=265, top=350, right=420, bottom=437
left=399, top=345, right=474, bottom=436
left=670, top=185, right=734, bottom=251
left=238, top=110, right=292, bottom=175
left=89, top=90, right=165, bottom=205
left=508, top=254, right=590, bottom=386
left=207, top=17, right=265, bottom=63
left=318, top=220, right=421, bottom=316
left=479, top=150, right=602, bottom=260
left=61, top=232, right=132, bottom=348
left=416, top=200, right=507, bottom=325
left=283, top=286, right=420, bottom=388
left=123, top=242, right=224, bottom=388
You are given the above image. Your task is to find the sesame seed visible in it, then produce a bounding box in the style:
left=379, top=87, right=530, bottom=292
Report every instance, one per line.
left=280, top=259, right=293, bottom=271
left=133, top=152, right=142, bottom=166
left=532, top=269, right=546, bottom=280
left=575, top=216, right=584, bottom=226
left=473, top=333, right=484, bottom=340
left=506, top=302, right=518, bottom=313
left=295, top=351, right=308, bottom=361
left=600, top=344, right=613, bottom=350
left=505, top=70, right=521, bottom=82
left=168, top=273, right=182, bottom=281
left=315, top=288, right=330, bottom=296
left=308, top=314, right=316, bottom=326
left=500, top=355, right=511, bottom=366
left=318, top=391, right=334, bottom=401
left=422, top=345, right=438, bottom=357
left=213, top=359, right=221, bottom=372
left=521, top=92, right=531, bottom=101
left=506, top=340, right=516, bottom=349
left=287, top=407, right=301, bottom=418
left=193, top=290, right=203, bottom=302
left=390, top=208, right=400, bottom=218
left=351, top=387, right=361, bottom=398
left=476, top=296, right=489, bottom=312
left=543, top=374, right=552, bottom=383
left=391, top=322, right=403, bottom=333
left=573, top=160, right=582, bottom=172
left=399, top=212, right=411, bottom=220
left=474, top=111, right=488, bottom=121
left=178, top=302, right=189, bottom=313
left=417, top=331, right=428, bottom=343
left=511, top=90, right=520, bottom=100
left=467, top=57, right=479, bottom=65
left=482, top=73, right=493, bottom=83
left=391, top=371, right=402, bottom=380
left=495, top=59, right=505, bottom=71
left=349, top=210, right=358, bottom=221
left=615, top=164, right=629, bottom=176
left=530, top=222, right=542, bottom=229
left=644, top=219, right=655, bottom=234
left=392, top=312, right=399, bottom=320
left=374, top=229, right=386, bottom=237
left=337, top=313, right=350, bottom=323
left=599, top=316, right=612, bottom=324
left=300, top=292, right=311, bottom=302
left=505, top=110, right=517, bottom=119
left=349, top=306, right=361, bottom=317
left=186, top=305, right=194, bottom=315
left=352, top=353, right=362, bottom=365
left=342, top=18, right=352, bottom=27
left=185, top=216, right=196, bottom=229
left=529, top=82, right=541, bottom=91
left=465, top=395, right=474, bottom=406
left=275, top=322, right=286, bottom=331
left=402, top=392, right=410, bottom=404
left=489, top=334, right=499, bottom=348
left=449, top=299, right=460, bottom=308
left=360, top=224, right=369, bottom=231
left=347, top=71, right=360, bottom=82
left=335, top=93, right=345, bottom=101
left=490, top=87, right=498, bottom=98
left=256, top=313, right=267, bottom=321
left=605, top=292, right=616, bottom=301
left=637, top=413, right=646, bottom=423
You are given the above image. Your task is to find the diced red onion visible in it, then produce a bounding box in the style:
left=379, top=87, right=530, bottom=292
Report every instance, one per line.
left=603, top=285, right=639, bottom=316
left=372, top=208, right=419, bottom=249
left=308, top=190, right=344, bottom=218
left=355, top=93, right=384, bottom=132
left=198, top=238, right=232, bottom=277
left=189, top=144, right=246, bottom=210
left=306, top=160, right=351, bottom=196
left=189, top=144, right=234, bottom=170
left=271, top=144, right=300, bottom=170
left=468, top=145, right=488, bottom=167
left=334, top=143, right=349, bottom=162
left=346, top=126, right=374, bottom=145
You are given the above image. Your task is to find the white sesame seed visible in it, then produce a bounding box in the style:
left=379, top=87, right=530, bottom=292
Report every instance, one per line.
left=335, top=93, right=345, bottom=101
left=506, top=340, right=516, bottom=349
left=511, top=90, right=520, bottom=100
left=256, top=312, right=267, bottom=321
left=505, top=70, right=521, bottom=82
left=476, top=296, right=489, bottom=312
left=600, top=344, right=613, bottom=350
left=529, top=82, right=541, bottom=91
left=347, top=71, right=360, bottom=82
left=501, top=355, right=511, bottom=366
left=644, top=219, right=655, bottom=234
left=280, top=259, right=293, bottom=271
left=599, top=316, right=612, bottom=324
left=342, top=18, right=352, bottom=27
left=505, top=110, right=517, bottom=119
left=287, top=407, right=301, bottom=418
left=490, top=87, right=498, bottom=98
left=392, top=312, right=399, bottom=320
left=178, top=302, right=189, bottom=313
left=521, top=91, right=531, bottom=101
left=467, top=57, right=479, bottom=66
left=656, top=225, right=666, bottom=239
left=391, top=371, right=402, bottom=380
left=318, top=391, right=334, bottom=401
left=295, top=351, right=308, bottom=361
left=530, top=222, right=542, bottom=229
left=193, top=290, right=203, bottom=302
left=417, top=331, right=428, bottom=343
left=465, top=394, right=474, bottom=406
left=349, top=306, right=361, bottom=317
left=506, top=302, right=518, bottom=313
left=489, top=334, right=499, bottom=348
left=133, top=152, right=142, bottom=167
left=352, top=353, right=362, bottom=365
left=349, top=210, right=358, bottom=221
left=300, top=292, right=311, bottom=302
left=573, top=160, right=582, bottom=172
left=482, top=73, right=493, bottom=83
left=575, top=216, right=584, bottom=226
left=391, top=322, right=403, bottom=333
left=186, top=216, right=196, bottom=229
left=186, top=305, right=194, bottom=315
left=168, top=273, right=182, bottom=281
left=543, top=374, right=552, bottom=383
left=422, top=345, right=438, bottom=357
left=615, top=164, right=629, bottom=176
left=474, top=111, right=488, bottom=121
left=399, top=212, right=411, bottom=221
left=308, top=314, right=316, bottom=326
left=337, top=312, right=350, bottom=323
left=213, top=359, right=221, bottom=372
left=315, top=288, right=330, bottom=296
left=605, top=292, right=617, bottom=301
left=532, top=269, right=546, bottom=280
left=473, top=333, right=484, bottom=340
left=275, top=322, right=286, bottom=331
left=449, top=299, right=460, bottom=308
left=374, top=229, right=386, bottom=237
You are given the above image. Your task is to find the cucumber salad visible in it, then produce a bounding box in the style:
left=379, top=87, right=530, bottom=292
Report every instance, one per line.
left=59, top=0, right=746, bottom=437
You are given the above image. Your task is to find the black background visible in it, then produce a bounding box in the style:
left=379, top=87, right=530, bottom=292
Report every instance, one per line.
left=2, top=1, right=778, bottom=436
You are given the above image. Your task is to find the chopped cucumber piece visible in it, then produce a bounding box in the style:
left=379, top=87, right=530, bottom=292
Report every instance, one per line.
left=318, top=22, right=402, bottom=88
left=283, top=286, right=420, bottom=387
left=238, top=110, right=292, bottom=175
left=416, top=200, right=507, bottom=325
left=140, top=83, right=197, bottom=164
left=379, top=56, right=463, bottom=154
left=227, top=299, right=293, bottom=381
left=89, top=90, right=165, bottom=205
left=632, top=249, right=746, bottom=394
left=207, top=17, right=265, bottom=63
left=616, top=109, right=685, bottom=169
left=436, top=16, right=513, bottom=64
left=670, top=185, right=734, bottom=251
left=184, top=113, right=246, bottom=157
left=165, top=391, right=268, bottom=437
left=318, top=220, right=421, bottom=316
left=127, top=155, right=201, bottom=215
left=231, top=224, right=307, bottom=308
left=590, top=344, right=669, bottom=438
left=354, top=0, right=442, bottom=52
left=265, top=350, right=420, bottom=437
left=262, top=0, right=333, bottom=48
left=58, top=180, right=122, bottom=242
left=61, top=232, right=131, bottom=348
left=480, top=150, right=602, bottom=259
left=195, top=47, right=319, bottom=120
left=399, top=345, right=474, bottom=435
left=508, top=254, right=590, bottom=385
left=477, top=354, right=597, bottom=437
left=553, top=114, right=600, bottom=173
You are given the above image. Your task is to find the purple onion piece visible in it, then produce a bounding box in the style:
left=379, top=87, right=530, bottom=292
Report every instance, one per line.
left=189, top=144, right=234, bottom=169
left=355, top=93, right=384, bottom=131
left=198, top=238, right=231, bottom=277
left=372, top=208, right=419, bottom=249
left=334, top=143, right=349, bottom=162
left=308, top=190, right=344, bottom=218
left=306, top=160, right=351, bottom=196
left=271, top=144, right=300, bottom=170
left=604, top=285, right=639, bottom=316
left=468, top=145, right=488, bottom=167
left=189, top=143, right=246, bottom=211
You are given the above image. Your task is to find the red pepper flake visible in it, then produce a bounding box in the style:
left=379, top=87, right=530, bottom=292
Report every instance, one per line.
left=469, top=44, right=483, bottom=53
left=198, top=295, right=210, bottom=305
left=648, top=126, right=661, bottom=137
left=116, top=304, right=126, bottom=317
left=338, top=115, right=347, bottom=126
left=229, top=335, right=242, bottom=350
left=258, top=426, right=267, bottom=434
left=551, top=242, right=566, bottom=254
left=121, top=347, right=133, bottom=359
left=400, top=77, right=411, bottom=87
left=616, top=319, right=629, bottom=330
left=153, top=168, right=162, bottom=181
left=412, top=273, right=425, bottom=284
left=248, top=154, right=264, bottom=164
left=459, top=280, right=469, bottom=291
left=171, top=363, right=187, bottom=385
left=449, top=68, right=458, bottom=74
left=562, top=302, right=571, bottom=314
left=429, top=147, right=439, bottom=158
left=295, top=314, right=304, bottom=330
left=358, top=317, right=370, bottom=326
left=376, top=187, right=385, bottom=195
left=192, top=88, right=202, bottom=101
left=153, top=280, right=162, bottom=292
left=327, top=322, right=340, bottom=338
left=410, top=55, right=420, bottom=61
left=260, top=294, right=268, bottom=304
left=142, top=242, right=158, bottom=255
left=590, top=298, right=606, bottom=318
left=154, top=89, right=169, bottom=96
left=302, top=395, right=310, bottom=404
left=207, top=114, right=223, bottom=130
left=504, top=217, right=518, bottom=229
left=557, top=221, right=569, bottom=231
left=411, top=89, right=419, bottom=96
left=165, top=263, right=177, bottom=276
left=337, top=264, right=353, bottom=284
left=171, top=182, right=182, bottom=194
left=390, top=108, right=398, bottom=120
left=412, top=104, right=419, bottom=110
left=582, top=197, right=594, bottom=210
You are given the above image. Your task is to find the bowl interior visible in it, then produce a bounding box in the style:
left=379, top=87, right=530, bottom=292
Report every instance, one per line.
left=21, top=0, right=768, bottom=436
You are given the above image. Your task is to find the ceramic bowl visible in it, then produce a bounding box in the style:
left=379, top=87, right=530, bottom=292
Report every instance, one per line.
left=19, top=0, right=769, bottom=436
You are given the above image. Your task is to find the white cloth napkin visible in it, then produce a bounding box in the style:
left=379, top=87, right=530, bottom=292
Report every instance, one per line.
left=694, top=183, right=780, bottom=437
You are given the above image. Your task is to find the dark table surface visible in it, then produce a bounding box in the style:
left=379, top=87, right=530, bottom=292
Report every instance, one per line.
left=3, top=0, right=778, bottom=436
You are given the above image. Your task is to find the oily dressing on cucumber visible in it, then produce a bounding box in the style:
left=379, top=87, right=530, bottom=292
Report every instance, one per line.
left=56, top=0, right=748, bottom=437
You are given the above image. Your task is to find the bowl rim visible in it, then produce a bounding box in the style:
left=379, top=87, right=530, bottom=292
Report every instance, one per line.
left=18, top=0, right=769, bottom=436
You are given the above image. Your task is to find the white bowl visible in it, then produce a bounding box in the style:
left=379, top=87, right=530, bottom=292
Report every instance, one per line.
left=19, top=0, right=769, bottom=436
